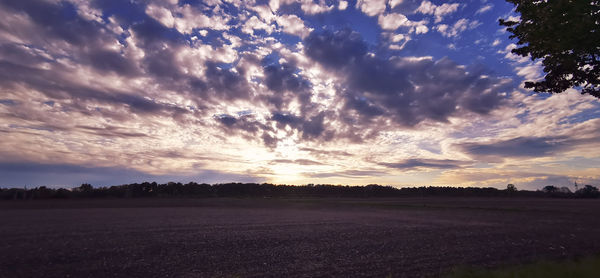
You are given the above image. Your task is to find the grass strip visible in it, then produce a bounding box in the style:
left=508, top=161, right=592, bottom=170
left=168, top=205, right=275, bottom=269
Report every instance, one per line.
left=443, top=255, right=600, bottom=278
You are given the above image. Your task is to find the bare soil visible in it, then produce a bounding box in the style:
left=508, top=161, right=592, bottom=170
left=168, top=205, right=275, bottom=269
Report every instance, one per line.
left=1, top=197, right=599, bottom=277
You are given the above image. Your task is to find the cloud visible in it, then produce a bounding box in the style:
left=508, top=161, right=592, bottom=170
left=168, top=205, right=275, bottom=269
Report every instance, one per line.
left=304, top=29, right=509, bottom=130
left=339, top=1, right=348, bottom=10
left=268, top=0, right=334, bottom=15
left=389, top=0, right=403, bottom=9
left=275, top=14, right=313, bottom=38
left=271, top=159, right=324, bottom=165
left=145, top=4, right=175, bottom=28
left=415, top=1, right=460, bottom=23
left=74, top=125, right=150, bottom=138
left=378, top=13, right=427, bottom=32
left=498, top=42, right=544, bottom=85
left=260, top=60, right=315, bottom=116
left=379, top=159, right=471, bottom=170
left=87, top=49, right=139, bottom=76
left=269, top=111, right=331, bottom=142
left=1, top=0, right=106, bottom=46
left=171, top=4, right=230, bottom=34
left=307, top=169, right=388, bottom=178
left=0, top=0, right=510, bottom=153
left=356, top=0, right=387, bottom=17
left=476, top=4, right=493, bottom=15
left=299, top=147, right=353, bottom=158
left=500, top=43, right=530, bottom=63
left=435, top=18, right=479, bottom=38
left=0, top=58, right=187, bottom=120
left=215, top=113, right=269, bottom=136
left=272, top=112, right=302, bottom=128
left=242, top=16, right=275, bottom=35
left=415, top=25, right=429, bottom=34
left=515, top=61, right=544, bottom=81
left=193, top=62, right=253, bottom=101
left=458, top=136, right=572, bottom=161
left=304, top=29, right=368, bottom=68
left=264, top=62, right=310, bottom=94
left=298, top=0, right=334, bottom=14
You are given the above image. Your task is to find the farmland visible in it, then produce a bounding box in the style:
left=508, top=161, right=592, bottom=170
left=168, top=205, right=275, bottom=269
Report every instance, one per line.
left=1, top=197, right=599, bottom=277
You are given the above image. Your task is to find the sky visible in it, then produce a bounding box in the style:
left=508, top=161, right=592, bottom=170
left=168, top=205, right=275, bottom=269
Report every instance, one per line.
left=0, top=0, right=599, bottom=190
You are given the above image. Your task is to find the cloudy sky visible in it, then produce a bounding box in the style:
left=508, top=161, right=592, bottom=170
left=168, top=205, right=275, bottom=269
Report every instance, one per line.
left=0, top=0, right=599, bottom=189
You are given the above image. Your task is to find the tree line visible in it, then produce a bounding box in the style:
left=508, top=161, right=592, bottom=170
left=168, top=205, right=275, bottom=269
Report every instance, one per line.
left=1, top=182, right=598, bottom=200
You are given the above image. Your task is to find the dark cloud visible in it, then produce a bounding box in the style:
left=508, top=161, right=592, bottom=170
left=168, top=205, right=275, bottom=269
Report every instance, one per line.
left=87, top=49, right=139, bottom=76
left=203, top=63, right=252, bottom=101
left=0, top=60, right=188, bottom=121
left=379, top=159, right=471, bottom=170
left=458, top=136, right=571, bottom=160
left=301, top=112, right=327, bottom=140
left=299, top=147, right=353, bottom=157
left=4, top=124, right=67, bottom=133
left=0, top=44, right=52, bottom=68
left=0, top=1, right=192, bottom=122
left=272, top=112, right=302, bottom=128
left=75, top=125, right=150, bottom=138
left=270, top=111, right=331, bottom=141
left=188, top=62, right=254, bottom=107
left=215, top=114, right=271, bottom=136
left=145, top=48, right=182, bottom=78
left=0, top=0, right=104, bottom=46
left=344, top=95, right=385, bottom=118
left=261, top=61, right=314, bottom=112
left=216, top=110, right=333, bottom=147
left=206, top=58, right=330, bottom=144
left=304, top=28, right=367, bottom=68
left=1, top=0, right=332, bottom=148
left=304, top=29, right=509, bottom=130
left=264, top=63, right=310, bottom=93
left=261, top=132, right=278, bottom=149
left=130, top=18, right=183, bottom=46
left=217, top=114, right=237, bottom=127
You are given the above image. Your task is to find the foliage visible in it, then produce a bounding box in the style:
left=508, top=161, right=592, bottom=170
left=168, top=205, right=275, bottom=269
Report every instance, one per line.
left=500, top=0, right=600, bottom=98
left=0, top=182, right=597, bottom=200
left=444, top=255, right=600, bottom=278
left=542, top=185, right=558, bottom=193
left=575, top=184, right=600, bottom=198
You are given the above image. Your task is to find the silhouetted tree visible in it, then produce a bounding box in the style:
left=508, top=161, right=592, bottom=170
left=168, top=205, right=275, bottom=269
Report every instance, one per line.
left=54, top=188, right=71, bottom=199
left=575, top=185, right=600, bottom=198
left=3, top=182, right=596, bottom=200
left=73, top=183, right=93, bottom=197
left=542, top=185, right=558, bottom=193
left=32, top=186, right=54, bottom=199
left=79, top=183, right=93, bottom=191
left=500, top=1, right=600, bottom=98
